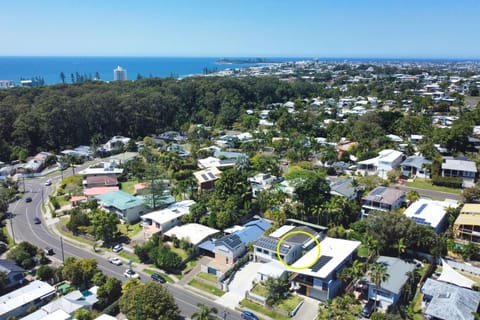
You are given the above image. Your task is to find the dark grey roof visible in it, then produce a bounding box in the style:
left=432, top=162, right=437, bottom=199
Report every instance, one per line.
left=330, top=178, right=356, bottom=199
left=284, top=226, right=318, bottom=245
left=254, top=236, right=293, bottom=255
left=422, top=278, right=480, bottom=320
left=373, top=256, right=416, bottom=295
left=215, top=234, right=243, bottom=250
left=311, top=256, right=333, bottom=272
left=0, top=259, right=25, bottom=274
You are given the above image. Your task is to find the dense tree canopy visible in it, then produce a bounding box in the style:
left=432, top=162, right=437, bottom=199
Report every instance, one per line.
left=119, top=282, right=179, bottom=320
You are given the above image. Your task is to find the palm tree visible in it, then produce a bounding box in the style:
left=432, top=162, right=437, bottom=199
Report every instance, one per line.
left=364, top=235, right=379, bottom=270
left=368, top=262, right=390, bottom=311
left=191, top=303, right=218, bottom=320
left=394, top=238, right=407, bottom=258
left=406, top=191, right=420, bottom=204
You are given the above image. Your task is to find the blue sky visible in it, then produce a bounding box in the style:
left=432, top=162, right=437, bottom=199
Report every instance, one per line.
left=1, top=0, right=479, bottom=58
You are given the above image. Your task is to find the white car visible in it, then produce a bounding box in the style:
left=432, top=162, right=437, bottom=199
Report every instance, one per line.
left=108, top=257, right=122, bottom=266
left=123, top=269, right=140, bottom=279
left=112, top=244, right=123, bottom=253
left=44, top=180, right=52, bottom=186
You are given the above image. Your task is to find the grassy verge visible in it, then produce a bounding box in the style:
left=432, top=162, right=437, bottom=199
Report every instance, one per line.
left=406, top=178, right=462, bottom=195
left=239, top=299, right=290, bottom=320
left=118, top=251, right=140, bottom=263
left=54, top=196, right=70, bottom=207
left=188, top=279, right=224, bottom=297
left=2, top=226, right=15, bottom=248
left=142, top=268, right=174, bottom=283
left=275, top=295, right=303, bottom=313
left=56, top=219, right=92, bottom=246
left=197, top=272, right=218, bottom=283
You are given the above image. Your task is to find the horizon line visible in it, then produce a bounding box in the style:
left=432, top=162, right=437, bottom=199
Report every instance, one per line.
left=0, top=55, right=479, bottom=61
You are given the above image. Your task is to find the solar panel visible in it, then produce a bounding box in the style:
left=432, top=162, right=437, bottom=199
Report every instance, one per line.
left=255, top=237, right=291, bottom=254
left=223, top=234, right=242, bottom=249
left=310, top=255, right=333, bottom=272
left=415, top=203, right=428, bottom=215
left=207, top=172, right=216, bottom=179
left=201, top=174, right=209, bottom=181
left=370, top=187, right=385, bottom=196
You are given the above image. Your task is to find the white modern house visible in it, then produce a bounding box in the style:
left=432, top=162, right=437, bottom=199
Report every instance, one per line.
left=403, top=198, right=457, bottom=233
left=357, top=149, right=404, bottom=179
left=141, top=200, right=196, bottom=237
left=249, top=173, right=277, bottom=197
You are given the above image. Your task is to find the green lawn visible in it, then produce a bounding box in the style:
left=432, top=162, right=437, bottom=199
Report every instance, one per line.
left=142, top=268, right=174, bottom=283
left=418, top=262, right=431, bottom=279
left=275, top=295, right=303, bottom=313
left=117, top=222, right=143, bottom=238
left=197, top=272, right=218, bottom=283
left=251, top=284, right=269, bottom=297
left=357, top=245, right=368, bottom=258
left=121, top=180, right=138, bottom=195
left=411, top=292, right=424, bottom=320
left=2, top=226, right=15, bottom=248
left=188, top=279, right=224, bottom=297
left=170, top=246, right=190, bottom=260
left=406, top=178, right=462, bottom=195
left=54, top=196, right=71, bottom=207
left=239, top=299, right=290, bottom=320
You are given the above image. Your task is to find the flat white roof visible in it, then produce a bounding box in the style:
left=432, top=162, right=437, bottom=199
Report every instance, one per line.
left=269, top=225, right=295, bottom=239
left=0, top=280, right=55, bottom=316
left=141, top=200, right=195, bottom=225
left=258, top=260, right=287, bottom=278
left=291, top=237, right=361, bottom=279
left=165, top=223, right=219, bottom=245
left=22, top=309, right=70, bottom=320
left=403, top=198, right=456, bottom=229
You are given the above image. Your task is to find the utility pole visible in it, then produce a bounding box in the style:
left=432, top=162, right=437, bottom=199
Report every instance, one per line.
left=60, top=236, right=65, bottom=264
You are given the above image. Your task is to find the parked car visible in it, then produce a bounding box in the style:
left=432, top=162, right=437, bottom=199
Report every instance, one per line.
left=25, top=197, right=32, bottom=203
left=241, top=311, right=258, bottom=320
left=33, top=217, right=41, bottom=224
left=44, top=247, right=54, bottom=255
left=151, top=272, right=166, bottom=283
left=124, top=268, right=140, bottom=279
left=112, top=244, right=123, bottom=253
left=108, top=257, right=122, bottom=266
left=44, top=180, right=52, bottom=186
left=361, top=299, right=376, bottom=318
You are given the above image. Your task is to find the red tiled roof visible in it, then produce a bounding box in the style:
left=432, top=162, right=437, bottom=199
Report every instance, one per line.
left=70, top=196, right=87, bottom=202
left=86, top=175, right=118, bottom=186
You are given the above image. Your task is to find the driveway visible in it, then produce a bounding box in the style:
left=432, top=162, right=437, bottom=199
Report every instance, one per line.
left=215, top=262, right=263, bottom=309
left=292, top=296, right=319, bottom=320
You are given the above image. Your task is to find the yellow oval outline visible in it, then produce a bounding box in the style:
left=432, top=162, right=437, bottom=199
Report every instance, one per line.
left=276, top=230, right=321, bottom=271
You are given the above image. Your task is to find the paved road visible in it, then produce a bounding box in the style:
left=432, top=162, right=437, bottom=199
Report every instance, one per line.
left=7, top=169, right=243, bottom=320
left=395, top=184, right=463, bottom=201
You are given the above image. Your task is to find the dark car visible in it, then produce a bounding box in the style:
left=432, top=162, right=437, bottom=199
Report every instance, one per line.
left=151, top=272, right=166, bottom=283
left=44, top=247, right=54, bottom=255
left=361, top=299, right=376, bottom=318
left=33, top=217, right=41, bottom=224
left=25, top=197, right=32, bottom=203
left=241, top=311, right=258, bottom=320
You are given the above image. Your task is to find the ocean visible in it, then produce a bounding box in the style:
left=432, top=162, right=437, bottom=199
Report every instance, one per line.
left=0, top=56, right=306, bottom=85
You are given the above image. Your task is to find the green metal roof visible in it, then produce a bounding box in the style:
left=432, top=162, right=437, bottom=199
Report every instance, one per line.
left=95, top=190, right=145, bottom=210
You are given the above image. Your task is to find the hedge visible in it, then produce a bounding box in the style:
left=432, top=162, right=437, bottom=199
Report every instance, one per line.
left=431, top=176, right=463, bottom=189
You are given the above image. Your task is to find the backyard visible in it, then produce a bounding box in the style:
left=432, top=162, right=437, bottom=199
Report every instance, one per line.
left=406, top=178, right=462, bottom=195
